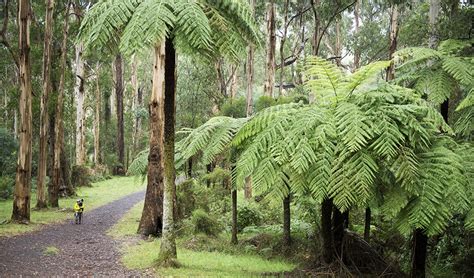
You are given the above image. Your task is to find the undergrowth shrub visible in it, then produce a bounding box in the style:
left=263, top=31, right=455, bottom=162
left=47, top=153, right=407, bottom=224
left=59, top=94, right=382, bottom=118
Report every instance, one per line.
left=191, top=209, right=222, bottom=236
left=0, top=176, right=14, bottom=200
left=71, top=165, right=91, bottom=187
left=177, top=179, right=196, bottom=219
left=238, top=201, right=262, bottom=232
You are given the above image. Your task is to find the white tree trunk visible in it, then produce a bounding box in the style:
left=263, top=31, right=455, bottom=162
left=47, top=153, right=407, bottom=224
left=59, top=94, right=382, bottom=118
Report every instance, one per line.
left=37, top=0, right=55, bottom=209
left=263, top=0, right=276, bottom=98
left=94, top=64, right=100, bottom=165
left=131, top=54, right=140, bottom=153
left=74, top=42, right=86, bottom=165
left=429, top=0, right=440, bottom=49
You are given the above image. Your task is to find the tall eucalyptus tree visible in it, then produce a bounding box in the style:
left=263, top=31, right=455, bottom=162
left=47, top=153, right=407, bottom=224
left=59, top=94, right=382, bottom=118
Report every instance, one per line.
left=78, top=0, right=259, bottom=265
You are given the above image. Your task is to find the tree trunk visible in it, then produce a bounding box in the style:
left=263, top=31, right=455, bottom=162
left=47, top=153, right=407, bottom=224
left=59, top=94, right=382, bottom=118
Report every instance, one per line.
left=186, top=158, right=192, bottom=178
left=335, top=16, right=342, bottom=67
left=310, top=0, right=321, bottom=56
left=332, top=207, right=345, bottom=260
left=74, top=42, right=86, bottom=165
left=131, top=54, right=140, bottom=155
left=159, top=37, right=178, bottom=266
left=278, top=0, right=290, bottom=97
left=364, top=207, right=371, bottom=242
left=283, top=194, right=291, bottom=252
left=244, top=17, right=253, bottom=200
left=386, top=4, right=399, bottom=81
left=231, top=189, right=238, bottom=244
left=410, top=228, right=428, bottom=278
left=263, top=0, right=276, bottom=98
left=113, top=54, right=125, bottom=174
left=244, top=177, right=252, bottom=199
left=36, top=0, right=55, bottom=209
left=229, top=64, right=238, bottom=99
left=353, top=0, right=361, bottom=70
left=114, top=54, right=125, bottom=174
left=246, top=0, right=255, bottom=118
left=94, top=64, right=101, bottom=165
left=428, top=0, right=448, bottom=124
left=12, top=0, right=32, bottom=223
left=138, top=43, right=165, bottom=237
left=428, top=0, right=440, bottom=49
left=51, top=0, right=70, bottom=207
left=321, top=198, right=334, bottom=263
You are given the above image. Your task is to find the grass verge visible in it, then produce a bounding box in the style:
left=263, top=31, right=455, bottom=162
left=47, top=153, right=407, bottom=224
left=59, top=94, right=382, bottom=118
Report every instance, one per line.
left=0, top=176, right=145, bottom=237
left=108, top=199, right=296, bottom=276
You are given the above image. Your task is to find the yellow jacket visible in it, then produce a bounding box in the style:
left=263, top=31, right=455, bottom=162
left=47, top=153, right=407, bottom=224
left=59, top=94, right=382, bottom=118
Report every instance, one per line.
left=74, top=202, right=84, bottom=212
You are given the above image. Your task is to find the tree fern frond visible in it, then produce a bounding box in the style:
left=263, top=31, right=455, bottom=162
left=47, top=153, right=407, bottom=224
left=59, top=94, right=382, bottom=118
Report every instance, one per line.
left=78, top=0, right=142, bottom=51
left=329, top=150, right=378, bottom=211
left=174, top=0, right=212, bottom=50
left=369, top=116, right=405, bottom=159
left=232, top=103, right=302, bottom=146
left=413, top=69, right=456, bottom=104
left=127, top=148, right=150, bottom=178
left=120, top=0, right=175, bottom=55
left=335, top=102, right=374, bottom=152
left=456, top=88, right=474, bottom=111
left=205, top=0, right=261, bottom=47
left=442, top=56, right=474, bottom=87
left=304, top=56, right=345, bottom=100
left=438, top=39, right=474, bottom=56
left=345, top=60, right=391, bottom=94
left=394, top=47, right=441, bottom=69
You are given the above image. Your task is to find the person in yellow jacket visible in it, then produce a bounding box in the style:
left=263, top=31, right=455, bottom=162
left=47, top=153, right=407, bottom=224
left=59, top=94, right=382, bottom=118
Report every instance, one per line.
left=74, top=199, right=84, bottom=224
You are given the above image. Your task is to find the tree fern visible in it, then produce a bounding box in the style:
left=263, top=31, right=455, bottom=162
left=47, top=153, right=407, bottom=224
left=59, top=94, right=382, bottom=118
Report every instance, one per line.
left=78, top=0, right=261, bottom=62
left=394, top=40, right=474, bottom=109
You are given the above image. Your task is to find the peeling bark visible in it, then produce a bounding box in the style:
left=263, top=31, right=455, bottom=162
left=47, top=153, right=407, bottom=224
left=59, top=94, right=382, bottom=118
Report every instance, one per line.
left=386, top=4, right=399, bottom=81
left=94, top=64, right=101, bottom=165
left=159, top=37, right=178, bottom=266
left=12, top=0, right=32, bottom=222
left=263, top=0, right=276, bottom=97
left=36, top=0, right=55, bottom=209
left=74, top=42, right=86, bottom=165
left=51, top=0, right=71, bottom=207
left=114, top=54, right=125, bottom=174
left=138, top=43, right=165, bottom=237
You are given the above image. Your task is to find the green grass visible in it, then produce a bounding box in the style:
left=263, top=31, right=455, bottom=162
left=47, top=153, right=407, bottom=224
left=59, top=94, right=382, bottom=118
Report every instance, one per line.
left=43, top=246, right=60, bottom=256
left=107, top=201, right=143, bottom=238
left=108, top=197, right=296, bottom=277
left=0, top=176, right=145, bottom=237
left=122, top=240, right=295, bottom=277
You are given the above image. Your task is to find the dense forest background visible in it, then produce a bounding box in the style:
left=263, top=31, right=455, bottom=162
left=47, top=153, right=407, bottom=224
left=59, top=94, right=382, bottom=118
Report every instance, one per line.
left=0, top=0, right=473, bottom=277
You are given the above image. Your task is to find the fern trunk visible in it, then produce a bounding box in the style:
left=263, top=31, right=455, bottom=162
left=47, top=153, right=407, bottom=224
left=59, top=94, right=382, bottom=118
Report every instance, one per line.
left=364, top=207, right=371, bottom=242
left=283, top=194, right=291, bottom=252
left=138, top=43, right=165, bottom=237
left=410, top=228, right=428, bottom=278
left=159, top=37, right=178, bottom=266
left=321, top=198, right=334, bottom=263
left=332, top=207, right=345, bottom=260
left=231, top=189, right=238, bottom=244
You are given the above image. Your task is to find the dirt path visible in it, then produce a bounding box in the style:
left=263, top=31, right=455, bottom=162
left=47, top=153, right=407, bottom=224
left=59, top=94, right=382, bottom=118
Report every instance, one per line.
left=0, top=190, right=147, bottom=277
